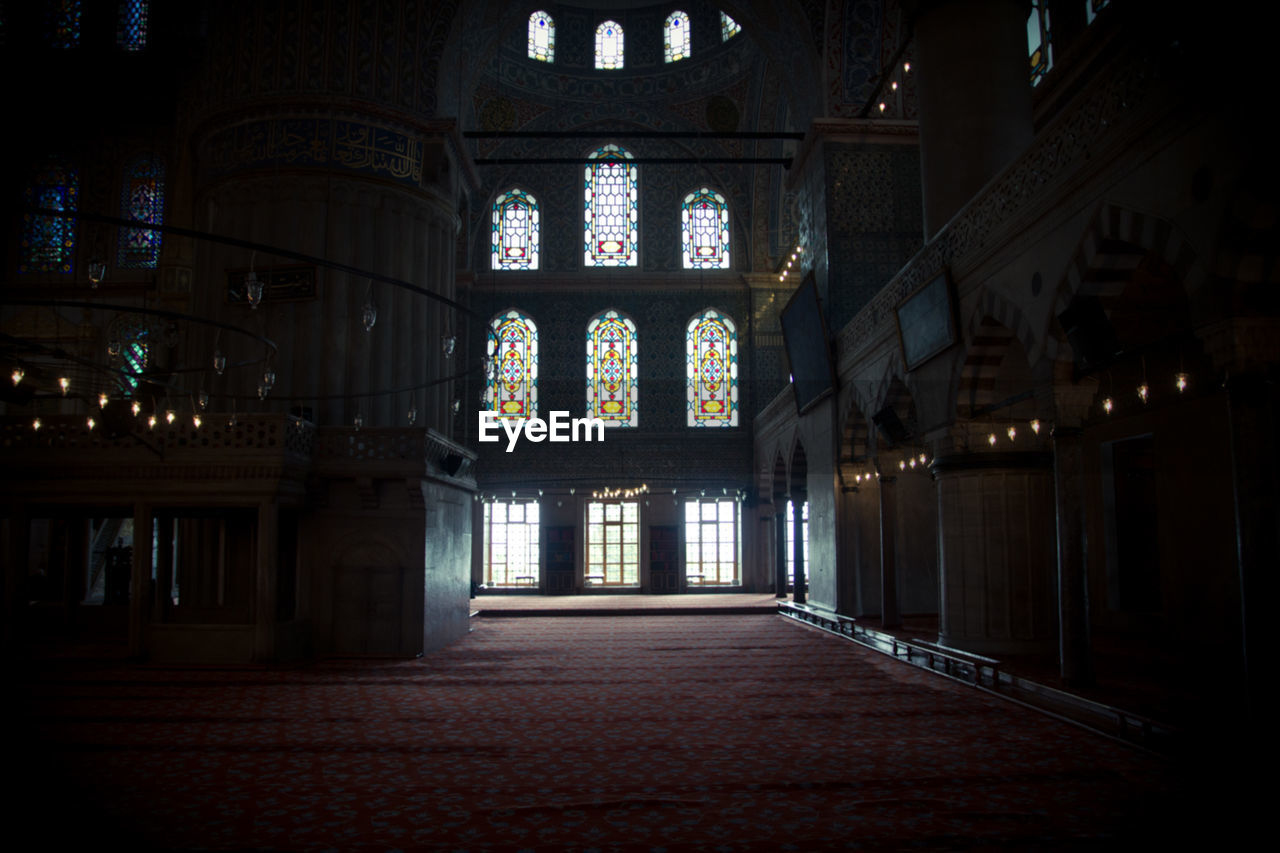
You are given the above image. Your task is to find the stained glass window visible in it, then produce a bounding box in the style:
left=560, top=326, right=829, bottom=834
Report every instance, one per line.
left=586, top=501, right=640, bottom=586
left=584, top=145, right=638, bottom=267
left=664, top=11, right=691, bottom=62
left=786, top=499, right=809, bottom=585
left=587, top=310, right=637, bottom=427
left=21, top=162, right=79, bottom=274
left=721, top=11, right=741, bottom=41
left=491, top=189, right=539, bottom=270
left=1085, top=0, right=1110, bottom=25
left=687, top=309, right=738, bottom=427
left=484, top=500, right=541, bottom=587
left=487, top=310, right=538, bottom=420
left=594, top=20, right=624, bottom=70
left=118, top=157, right=165, bottom=269
left=528, top=10, right=554, bottom=62
left=682, top=187, right=730, bottom=269
left=685, top=499, right=739, bottom=585
left=117, top=0, right=148, bottom=51
left=49, top=0, right=80, bottom=48
left=121, top=325, right=149, bottom=394
left=1027, top=1, right=1053, bottom=87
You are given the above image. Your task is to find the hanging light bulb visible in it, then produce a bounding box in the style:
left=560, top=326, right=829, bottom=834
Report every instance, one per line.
left=903, top=61, right=911, bottom=72
left=88, top=260, right=106, bottom=288
left=361, top=299, right=377, bottom=332
left=354, top=413, right=364, bottom=431
left=891, top=80, right=899, bottom=91
left=147, top=414, right=157, bottom=429
left=192, top=413, right=202, bottom=428
left=919, top=453, right=926, bottom=464
left=1137, top=383, right=1149, bottom=404
left=452, top=399, right=461, bottom=414
left=257, top=384, right=268, bottom=400
left=213, top=349, right=227, bottom=375
left=442, top=336, right=456, bottom=357
left=262, top=368, right=276, bottom=391
left=98, top=393, right=109, bottom=409
left=878, top=102, right=886, bottom=112
left=407, top=403, right=418, bottom=426
left=227, top=412, right=238, bottom=429
left=245, top=272, right=264, bottom=308
left=1030, top=418, right=1041, bottom=434
left=86, top=416, right=96, bottom=430
left=11, top=367, right=23, bottom=386
left=198, top=391, right=209, bottom=411
left=107, top=337, right=122, bottom=358
left=1176, top=372, right=1189, bottom=393
left=987, top=432, right=997, bottom=446
left=1007, top=425, right=1017, bottom=441
left=165, top=409, right=176, bottom=424
left=33, top=417, right=42, bottom=431
left=1103, top=397, right=1114, bottom=414
left=909, top=457, right=917, bottom=468
left=59, top=376, right=70, bottom=395
left=131, top=400, right=141, bottom=417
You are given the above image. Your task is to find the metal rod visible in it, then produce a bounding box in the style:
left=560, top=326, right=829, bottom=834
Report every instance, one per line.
left=476, top=157, right=792, bottom=166
left=465, top=131, right=805, bottom=140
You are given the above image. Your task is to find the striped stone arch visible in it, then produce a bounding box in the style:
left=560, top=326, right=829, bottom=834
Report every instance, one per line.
left=950, top=291, right=1039, bottom=419
left=1048, top=202, right=1208, bottom=363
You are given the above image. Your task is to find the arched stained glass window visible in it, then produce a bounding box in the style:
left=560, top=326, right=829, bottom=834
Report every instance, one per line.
left=1085, top=0, right=1110, bottom=25
left=49, top=0, right=81, bottom=48
left=528, top=10, right=554, bottom=62
left=687, top=309, right=738, bottom=427
left=122, top=325, right=149, bottom=394
left=664, top=11, right=691, bottom=62
left=487, top=310, right=538, bottom=419
left=21, top=161, right=79, bottom=274
left=584, top=145, right=638, bottom=267
left=682, top=187, right=730, bottom=269
left=118, top=156, right=165, bottom=269
left=720, top=11, right=741, bottom=41
left=491, top=188, right=539, bottom=270
left=595, top=20, right=624, bottom=69
left=117, top=0, right=148, bottom=51
left=1027, top=1, right=1053, bottom=86
left=587, top=310, right=637, bottom=427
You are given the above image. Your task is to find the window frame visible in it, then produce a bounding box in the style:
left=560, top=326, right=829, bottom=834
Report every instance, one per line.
left=483, top=499, right=542, bottom=588
left=586, top=308, right=638, bottom=428
left=585, top=500, right=641, bottom=587
left=683, top=498, right=740, bottom=586
left=686, top=308, right=739, bottom=428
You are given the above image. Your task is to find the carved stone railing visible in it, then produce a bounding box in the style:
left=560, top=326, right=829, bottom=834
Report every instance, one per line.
left=0, top=413, right=315, bottom=460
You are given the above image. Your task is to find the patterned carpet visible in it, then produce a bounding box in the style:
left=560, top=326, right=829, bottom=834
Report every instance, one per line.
left=12, top=614, right=1222, bottom=851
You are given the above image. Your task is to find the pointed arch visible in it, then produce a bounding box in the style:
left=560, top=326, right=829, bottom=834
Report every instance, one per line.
left=664, top=11, right=691, bottom=63
left=720, top=11, right=741, bottom=41
left=119, top=155, right=165, bottom=269
left=491, top=188, right=540, bottom=270
left=682, top=187, right=730, bottom=269
left=594, top=20, right=624, bottom=70
left=687, top=309, right=738, bottom=427
left=587, top=309, right=638, bottom=427
left=585, top=145, right=638, bottom=267
left=527, top=10, right=554, bottom=62
left=487, top=309, right=538, bottom=419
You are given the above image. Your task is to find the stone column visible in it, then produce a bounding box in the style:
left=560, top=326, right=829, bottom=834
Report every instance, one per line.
left=935, top=449, right=1057, bottom=656
left=774, top=509, right=788, bottom=598
left=912, top=0, right=1034, bottom=237
left=879, top=476, right=901, bottom=628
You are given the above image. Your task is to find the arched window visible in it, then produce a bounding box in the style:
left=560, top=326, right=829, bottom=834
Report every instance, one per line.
left=487, top=310, right=538, bottom=419
left=21, top=161, right=79, bottom=274
left=49, top=0, right=81, bottom=48
left=594, top=20, right=624, bottom=69
left=584, top=145, right=638, bottom=267
left=664, top=11, right=691, bottom=62
left=118, top=156, right=165, bottom=269
left=117, top=0, right=149, bottom=51
left=682, top=187, right=730, bottom=269
left=491, top=188, right=539, bottom=270
left=1027, top=0, right=1053, bottom=86
left=528, top=10, right=554, bottom=62
left=720, top=11, right=741, bottom=41
left=587, top=310, right=637, bottom=427
left=687, top=309, right=738, bottom=427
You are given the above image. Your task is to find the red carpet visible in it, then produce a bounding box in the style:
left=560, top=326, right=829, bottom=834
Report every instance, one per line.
left=13, top=614, right=1222, bottom=850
